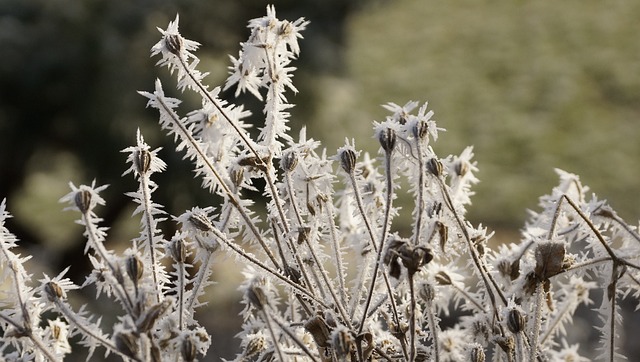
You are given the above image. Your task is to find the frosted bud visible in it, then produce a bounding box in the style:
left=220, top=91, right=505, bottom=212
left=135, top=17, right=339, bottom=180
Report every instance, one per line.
left=136, top=299, right=171, bottom=333
left=165, top=34, right=182, bottom=55
left=44, top=281, right=64, bottom=301
left=435, top=271, right=452, bottom=286
left=305, top=316, right=331, bottom=348
left=427, top=158, right=443, bottom=177
left=332, top=327, right=353, bottom=358
left=339, top=148, right=357, bottom=174
left=189, top=212, right=213, bottom=232
left=470, top=344, right=486, bottom=362
left=507, top=308, right=526, bottom=334
left=413, top=120, right=429, bottom=140
left=170, top=238, right=187, bottom=263
left=74, top=190, right=92, bottom=214
left=134, top=149, right=152, bottom=174
left=378, top=127, right=396, bottom=153
left=115, top=331, right=139, bottom=359
left=418, top=283, right=435, bottom=302
left=281, top=151, right=298, bottom=172
left=126, top=254, right=144, bottom=283
left=246, top=284, right=267, bottom=310
left=181, top=336, right=197, bottom=362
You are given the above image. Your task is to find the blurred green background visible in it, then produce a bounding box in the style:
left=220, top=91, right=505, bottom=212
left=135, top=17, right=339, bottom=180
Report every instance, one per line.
left=1, top=0, right=639, bottom=359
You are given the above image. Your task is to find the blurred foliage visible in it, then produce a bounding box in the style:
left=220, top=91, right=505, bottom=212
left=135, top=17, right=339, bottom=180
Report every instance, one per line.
left=0, top=0, right=368, bottom=272
left=328, top=0, right=640, bottom=229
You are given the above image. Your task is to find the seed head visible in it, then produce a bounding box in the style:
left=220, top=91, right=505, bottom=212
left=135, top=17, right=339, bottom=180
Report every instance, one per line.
left=134, top=149, right=152, bottom=175
left=165, top=34, right=183, bottom=55
left=470, top=344, right=486, bottom=362
left=378, top=127, right=397, bottom=153
left=419, top=282, right=435, bottom=302
left=506, top=308, right=526, bottom=334
left=188, top=212, right=214, bottom=233
left=339, top=148, right=357, bottom=174
left=74, top=190, right=92, bottom=214
left=44, top=281, right=64, bottom=302
left=332, top=327, right=353, bottom=358
left=115, top=330, right=139, bottom=359
left=170, top=238, right=187, bottom=263
left=246, top=283, right=267, bottom=310
left=181, top=336, right=197, bottom=362
left=427, top=158, right=443, bottom=177
left=126, top=254, right=144, bottom=283
left=305, top=316, right=331, bottom=348
left=281, top=151, right=298, bottom=172
left=413, top=119, right=430, bottom=140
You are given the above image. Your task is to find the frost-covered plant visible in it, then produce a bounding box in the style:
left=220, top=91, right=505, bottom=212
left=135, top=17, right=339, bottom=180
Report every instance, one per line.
left=1, top=5, right=640, bottom=362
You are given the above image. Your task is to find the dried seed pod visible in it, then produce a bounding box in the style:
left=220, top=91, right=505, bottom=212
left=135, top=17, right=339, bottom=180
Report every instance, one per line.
left=418, top=282, right=435, bottom=302
left=454, top=160, right=469, bottom=177
left=402, top=246, right=433, bottom=277
left=534, top=241, right=566, bottom=280
left=436, top=221, right=448, bottom=251
left=189, top=212, right=213, bottom=232
left=378, top=127, right=397, bottom=153
left=280, top=151, right=298, bottom=172
left=126, top=254, right=144, bottom=283
left=507, top=308, right=526, bottom=334
left=230, top=167, right=244, bottom=188
left=170, top=238, right=187, bottom=263
left=470, top=344, right=486, bottom=362
left=426, top=158, right=443, bottom=177
left=495, top=335, right=515, bottom=355
left=44, top=281, right=64, bottom=302
left=181, top=335, right=197, bottom=362
left=165, top=34, right=182, bottom=55
left=435, top=271, right=452, bottom=286
left=246, top=283, right=267, bottom=310
left=413, top=119, right=429, bottom=140
left=305, top=316, right=331, bottom=348
left=136, top=299, right=172, bottom=333
left=74, top=190, right=92, bottom=214
left=115, top=330, right=139, bottom=359
left=244, top=334, right=266, bottom=358
left=332, top=327, right=353, bottom=358
left=134, top=149, right=152, bottom=174
left=339, top=148, right=357, bottom=174
left=297, top=227, right=310, bottom=245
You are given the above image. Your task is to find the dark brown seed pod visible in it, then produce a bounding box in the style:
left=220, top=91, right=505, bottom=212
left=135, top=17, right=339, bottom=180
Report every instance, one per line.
left=44, top=281, right=64, bottom=302
left=165, top=34, right=182, bottom=55
left=413, top=120, right=429, bottom=140
left=134, top=149, right=152, bottom=174
left=188, top=212, right=213, bottom=232
left=181, top=336, right=197, bottom=362
left=115, top=331, right=139, bottom=359
left=74, top=190, right=92, bottom=214
left=435, top=271, right=452, bottom=286
left=378, top=127, right=397, bottom=153
left=507, top=308, right=526, bottom=334
left=534, top=241, right=566, bottom=280
left=170, top=238, right=187, bottom=263
left=281, top=151, right=298, bottom=172
left=339, top=148, right=357, bottom=174
left=136, top=299, right=171, bottom=333
left=305, top=316, right=332, bottom=348
left=126, top=254, right=144, bottom=283
left=426, top=158, right=443, bottom=177
left=332, top=328, right=353, bottom=358
left=470, top=344, right=486, bottom=362
left=246, top=284, right=267, bottom=310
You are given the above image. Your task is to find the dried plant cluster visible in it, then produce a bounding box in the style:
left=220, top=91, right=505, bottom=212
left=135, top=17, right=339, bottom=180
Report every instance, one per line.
left=1, top=6, right=639, bottom=362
